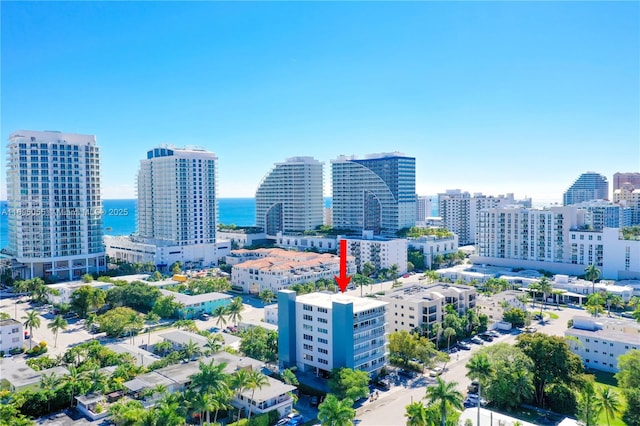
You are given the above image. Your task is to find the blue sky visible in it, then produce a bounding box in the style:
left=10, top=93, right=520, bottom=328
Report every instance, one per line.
left=1, top=1, right=638, bottom=202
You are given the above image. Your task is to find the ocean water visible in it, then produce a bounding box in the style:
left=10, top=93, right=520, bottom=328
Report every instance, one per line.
left=0, top=197, right=333, bottom=248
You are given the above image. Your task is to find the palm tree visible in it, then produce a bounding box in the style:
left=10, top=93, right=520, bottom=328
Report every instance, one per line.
left=317, top=394, right=356, bottom=426
left=352, top=274, right=373, bottom=297
left=432, top=323, right=442, bottom=345
left=48, top=314, right=68, bottom=348
left=389, top=264, right=400, bottom=287
left=258, top=289, right=276, bottom=306
left=191, top=359, right=230, bottom=396
left=443, top=327, right=456, bottom=352
left=227, top=298, right=244, bottom=327
left=204, top=334, right=224, bottom=356
left=145, top=312, right=160, bottom=347
left=586, top=293, right=605, bottom=318
left=594, top=386, right=621, bottom=426
left=40, top=372, right=60, bottom=412
left=22, top=309, right=41, bottom=349
left=405, top=401, right=429, bottom=426
left=585, top=264, right=601, bottom=294
left=424, top=377, right=463, bottom=426
left=65, top=365, right=87, bottom=407
left=190, top=392, right=212, bottom=426
left=537, top=276, right=553, bottom=318
left=88, top=367, right=109, bottom=393
left=213, top=305, right=228, bottom=328
left=246, top=370, right=270, bottom=420
left=231, top=368, right=251, bottom=420
left=529, top=282, right=541, bottom=311
left=465, top=353, right=494, bottom=426
left=182, top=339, right=201, bottom=361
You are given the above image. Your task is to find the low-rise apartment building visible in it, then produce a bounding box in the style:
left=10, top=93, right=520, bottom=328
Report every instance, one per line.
left=378, top=284, right=477, bottom=334
left=408, top=234, right=459, bottom=269
left=0, top=319, right=24, bottom=353
left=476, top=290, right=526, bottom=323
left=229, top=248, right=355, bottom=294
left=47, top=279, right=114, bottom=305
left=565, top=316, right=640, bottom=373
left=278, top=290, right=389, bottom=377
left=158, top=290, right=231, bottom=319
left=342, top=234, right=408, bottom=275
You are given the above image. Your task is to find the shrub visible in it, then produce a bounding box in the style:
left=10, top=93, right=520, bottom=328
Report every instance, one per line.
left=9, top=346, right=25, bottom=355
left=39, top=341, right=47, bottom=348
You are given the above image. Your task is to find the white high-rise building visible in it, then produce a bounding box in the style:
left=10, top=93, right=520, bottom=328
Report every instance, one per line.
left=416, top=196, right=432, bottom=222
left=106, top=146, right=227, bottom=270
left=255, top=157, right=323, bottom=235
left=6, top=130, right=105, bottom=280
left=438, top=190, right=522, bottom=245
left=137, top=146, right=218, bottom=245
left=331, top=153, right=416, bottom=236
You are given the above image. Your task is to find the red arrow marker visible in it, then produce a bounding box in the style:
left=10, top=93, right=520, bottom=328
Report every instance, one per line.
left=334, top=239, right=352, bottom=293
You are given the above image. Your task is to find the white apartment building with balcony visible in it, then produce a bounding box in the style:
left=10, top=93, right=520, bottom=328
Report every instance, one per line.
left=473, top=205, right=640, bottom=280
left=438, top=190, right=528, bottom=245
left=106, top=146, right=226, bottom=270
left=476, top=290, right=526, bottom=323
left=228, top=248, right=355, bottom=294
left=379, top=284, right=477, bottom=334
left=0, top=319, right=24, bottom=353
left=565, top=316, right=640, bottom=373
left=255, top=157, right=324, bottom=235
left=614, top=187, right=640, bottom=225
left=278, top=291, right=389, bottom=377
left=408, top=233, right=459, bottom=269
left=6, top=130, right=105, bottom=280
left=341, top=234, right=408, bottom=275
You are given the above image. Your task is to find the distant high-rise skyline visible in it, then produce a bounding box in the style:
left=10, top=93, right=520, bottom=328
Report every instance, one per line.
left=331, top=153, right=416, bottom=236
left=613, top=172, right=640, bottom=191
left=137, top=145, right=218, bottom=245
left=255, top=156, right=324, bottom=234
left=6, top=130, right=105, bottom=280
left=563, top=172, right=609, bottom=206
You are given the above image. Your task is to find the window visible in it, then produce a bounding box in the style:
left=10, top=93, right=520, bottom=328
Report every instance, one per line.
left=303, top=304, right=313, bottom=311
left=303, top=354, right=313, bottom=361
left=303, top=334, right=313, bottom=341
left=318, top=338, right=328, bottom=344
left=318, top=307, right=328, bottom=314
left=318, top=328, right=328, bottom=334
left=303, top=344, right=313, bottom=351
left=303, top=324, right=313, bottom=332
left=319, top=348, right=328, bottom=354
left=319, top=358, right=328, bottom=365
left=303, top=314, right=313, bottom=321
left=318, top=317, right=328, bottom=324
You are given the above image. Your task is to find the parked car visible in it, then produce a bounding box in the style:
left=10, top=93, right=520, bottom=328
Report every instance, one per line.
left=479, top=334, right=494, bottom=342
left=398, top=369, right=415, bottom=379
left=487, top=330, right=500, bottom=338
left=524, top=326, right=537, bottom=333
left=374, top=379, right=391, bottom=390
left=467, top=380, right=479, bottom=394
left=457, top=342, right=471, bottom=350
left=470, top=336, right=484, bottom=345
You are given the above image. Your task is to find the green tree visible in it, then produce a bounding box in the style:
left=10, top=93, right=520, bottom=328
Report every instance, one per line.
left=231, top=368, right=251, bottom=420
left=48, top=314, right=68, bottom=348
left=443, top=327, right=456, bottom=352
left=190, top=359, right=230, bottom=396
left=213, top=305, right=228, bottom=328
left=152, top=294, right=182, bottom=319
left=39, top=372, right=60, bottom=412
left=246, top=370, right=270, bottom=420
left=239, top=327, right=278, bottom=362
left=107, top=281, right=161, bottom=313
left=64, top=365, right=89, bottom=407
left=258, top=289, right=276, bottom=306
left=586, top=292, right=605, bottom=318
left=96, top=307, right=144, bottom=337
left=424, top=377, right=463, bottom=426
left=616, top=349, right=640, bottom=389
left=537, top=276, right=553, bottom=318
left=389, top=330, right=418, bottom=366
left=405, top=401, right=430, bottom=426
left=318, top=394, right=356, bottom=426
left=515, top=333, right=584, bottom=408
left=227, top=297, right=244, bottom=326
left=81, top=273, right=93, bottom=283
left=594, top=386, right=622, bottom=426
left=22, top=309, right=41, bottom=349
left=503, top=307, right=527, bottom=327
left=465, top=352, right=493, bottom=425
left=170, top=261, right=183, bottom=275
left=362, top=262, right=376, bottom=278
left=70, top=285, right=106, bottom=318
left=577, top=382, right=599, bottom=426
left=204, top=334, right=224, bottom=356
left=352, top=274, right=374, bottom=297
left=182, top=339, right=201, bottom=361
left=328, top=367, right=370, bottom=401
left=281, top=368, right=299, bottom=386
left=585, top=264, right=601, bottom=294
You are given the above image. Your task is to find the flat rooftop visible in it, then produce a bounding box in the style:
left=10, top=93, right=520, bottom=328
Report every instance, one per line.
left=381, top=284, right=474, bottom=301
left=295, top=292, right=387, bottom=311
left=159, top=289, right=231, bottom=305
